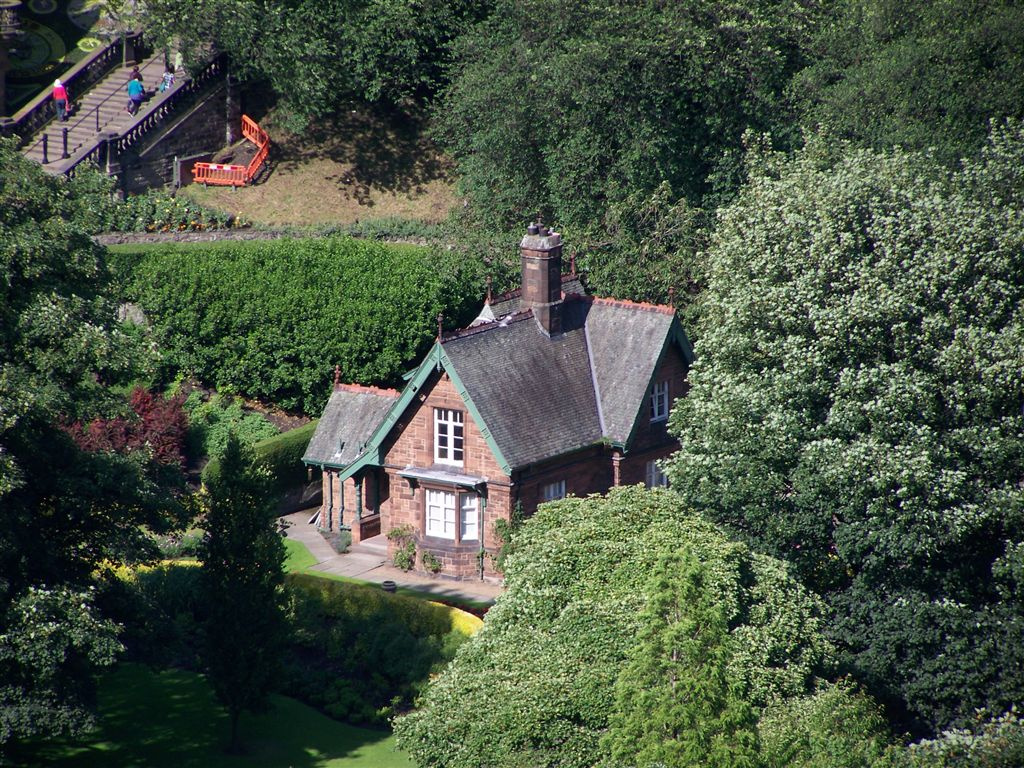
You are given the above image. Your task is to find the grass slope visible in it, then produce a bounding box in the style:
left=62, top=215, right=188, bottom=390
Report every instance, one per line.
left=181, top=106, right=456, bottom=228
left=30, top=664, right=413, bottom=768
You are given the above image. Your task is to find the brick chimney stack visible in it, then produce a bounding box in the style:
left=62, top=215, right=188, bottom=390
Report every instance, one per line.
left=520, top=223, right=563, bottom=336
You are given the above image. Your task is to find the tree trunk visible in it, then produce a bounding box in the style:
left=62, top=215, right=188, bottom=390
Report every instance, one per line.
left=227, top=707, right=242, bottom=754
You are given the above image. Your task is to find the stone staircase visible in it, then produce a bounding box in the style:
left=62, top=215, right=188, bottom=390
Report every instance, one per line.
left=20, top=51, right=168, bottom=168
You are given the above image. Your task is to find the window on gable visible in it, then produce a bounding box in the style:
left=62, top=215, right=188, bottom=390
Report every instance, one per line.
left=426, top=488, right=456, bottom=539
left=650, top=380, right=669, bottom=422
left=541, top=480, right=566, bottom=502
left=434, top=408, right=464, bottom=466
left=645, top=460, right=668, bottom=488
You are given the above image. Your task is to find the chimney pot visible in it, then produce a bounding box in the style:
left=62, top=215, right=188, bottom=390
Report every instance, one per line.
left=519, top=219, right=564, bottom=336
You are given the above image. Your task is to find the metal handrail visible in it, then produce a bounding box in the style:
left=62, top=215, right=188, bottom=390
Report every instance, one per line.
left=25, top=71, right=155, bottom=161
left=1, top=32, right=143, bottom=145
left=60, top=55, right=227, bottom=178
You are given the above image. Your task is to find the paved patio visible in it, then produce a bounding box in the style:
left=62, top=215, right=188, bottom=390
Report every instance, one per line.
left=281, top=511, right=505, bottom=605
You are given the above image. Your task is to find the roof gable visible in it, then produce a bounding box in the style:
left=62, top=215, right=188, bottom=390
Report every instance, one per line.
left=584, top=297, right=694, bottom=445
left=303, top=384, right=400, bottom=467
left=336, top=342, right=514, bottom=479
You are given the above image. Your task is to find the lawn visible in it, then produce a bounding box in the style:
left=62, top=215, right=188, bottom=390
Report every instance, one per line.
left=27, top=664, right=413, bottom=768
left=180, top=105, right=457, bottom=228
left=284, top=536, right=320, bottom=571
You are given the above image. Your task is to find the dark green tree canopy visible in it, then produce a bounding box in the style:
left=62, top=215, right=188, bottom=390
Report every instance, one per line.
left=143, top=0, right=491, bottom=117
left=604, top=548, right=760, bottom=768
left=395, top=486, right=835, bottom=768
left=791, top=0, right=1024, bottom=165
left=433, top=0, right=820, bottom=230
left=666, top=122, right=1024, bottom=732
left=0, top=140, right=177, bottom=748
left=200, top=433, right=286, bottom=753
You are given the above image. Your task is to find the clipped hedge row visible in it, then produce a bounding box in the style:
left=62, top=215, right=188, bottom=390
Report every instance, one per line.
left=202, top=420, right=318, bottom=491
left=286, top=573, right=481, bottom=639
left=108, top=237, right=487, bottom=414
left=284, top=573, right=478, bottom=725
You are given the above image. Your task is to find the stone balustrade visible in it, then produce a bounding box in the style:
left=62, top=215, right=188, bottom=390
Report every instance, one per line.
left=0, top=32, right=144, bottom=144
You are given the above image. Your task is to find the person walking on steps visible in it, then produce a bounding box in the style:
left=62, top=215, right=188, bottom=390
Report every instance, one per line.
left=126, top=75, right=145, bottom=115
left=159, top=68, right=175, bottom=92
left=52, top=79, right=69, bottom=122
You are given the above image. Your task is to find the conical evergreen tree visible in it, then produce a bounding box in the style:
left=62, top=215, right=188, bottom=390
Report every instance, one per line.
left=200, top=432, right=286, bottom=753
left=605, top=548, right=761, bottom=768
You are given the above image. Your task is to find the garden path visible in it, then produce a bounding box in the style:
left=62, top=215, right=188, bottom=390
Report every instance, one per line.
left=282, top=511, right=504, bottom=605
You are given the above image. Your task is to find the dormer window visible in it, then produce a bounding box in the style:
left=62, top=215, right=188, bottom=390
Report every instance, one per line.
left=434, top=408, right=464, bottom=466
left=650, top=380, right=669, bottom=422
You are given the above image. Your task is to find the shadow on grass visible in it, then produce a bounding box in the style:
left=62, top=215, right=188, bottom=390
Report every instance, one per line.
left=25, top=665, right=411, bottom=768
left=272, top=105, right=452, bottom=205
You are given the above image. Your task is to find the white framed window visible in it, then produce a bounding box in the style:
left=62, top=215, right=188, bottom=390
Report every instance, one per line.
left=645, top=460, right=668, bottom=488
left=460, top=494, right=479, bottom=540
left=434, top=408, right=464, bottom=466
left=650, top=380, right=669, bottom=422
left=426, top=488, right=456, bottom=539
left=541, top=480, right=566, bottom=502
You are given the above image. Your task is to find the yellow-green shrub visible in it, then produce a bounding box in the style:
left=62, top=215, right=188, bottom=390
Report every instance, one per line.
left=283, top=574, right=476, bottom=725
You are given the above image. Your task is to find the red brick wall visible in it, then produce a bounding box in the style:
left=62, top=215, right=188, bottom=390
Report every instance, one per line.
left=380, top=370, right=512, bottom=580
left=513, top=445, right=614, bottom=514
left=313, top=340, right=690, bottom=579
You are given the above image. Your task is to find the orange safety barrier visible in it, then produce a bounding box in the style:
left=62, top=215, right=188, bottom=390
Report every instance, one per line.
left=192, top=114, right=269, bottom=187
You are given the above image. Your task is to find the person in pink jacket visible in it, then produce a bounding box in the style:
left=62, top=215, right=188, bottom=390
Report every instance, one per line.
left=52, top=79, right=69, bottom=122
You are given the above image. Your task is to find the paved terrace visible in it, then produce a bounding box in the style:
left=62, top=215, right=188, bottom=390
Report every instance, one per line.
left=282, top=511, right=505, bottom=605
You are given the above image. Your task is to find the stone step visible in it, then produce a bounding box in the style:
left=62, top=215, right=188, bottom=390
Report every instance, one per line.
left=20, top=50, right=171, bottom=164
left=352, top=535, right=388, bottom=556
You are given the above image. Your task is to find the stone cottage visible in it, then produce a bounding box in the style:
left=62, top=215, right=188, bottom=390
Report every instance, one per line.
left=302, top=224, right=694, bottom=580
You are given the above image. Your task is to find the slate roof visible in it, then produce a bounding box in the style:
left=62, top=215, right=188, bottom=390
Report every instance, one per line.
left=441, top=295, right=690, bottom=469
left=485, top=274, right=586, bottom=320
left=443, top=304, right=603, bottom=469
left=583, top=298, right=682, bottom=443
left=310, top=289, right=692, bottom=477
left=303, top=384, right=400, bottom=467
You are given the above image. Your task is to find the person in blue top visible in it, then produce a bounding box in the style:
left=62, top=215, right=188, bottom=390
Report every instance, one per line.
left=126, top=76, right=145, bottom=115
left=159, top=68, right=175, bottom=92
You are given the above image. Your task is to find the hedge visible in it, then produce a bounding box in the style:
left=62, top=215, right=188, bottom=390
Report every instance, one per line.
left=101, top=562, right=481, bottom=728
left=283, top=573, right=479, bottom=724
left=202, top=420, right=319, bottom=490
left=108, top=237, right=488, bottom=414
